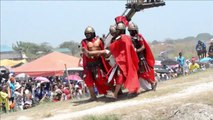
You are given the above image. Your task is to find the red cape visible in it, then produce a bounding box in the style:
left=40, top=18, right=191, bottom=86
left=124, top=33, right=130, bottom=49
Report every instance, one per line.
left=110, top=35, right=140, bottom=93
left=138, top=34, right=155, bottom=83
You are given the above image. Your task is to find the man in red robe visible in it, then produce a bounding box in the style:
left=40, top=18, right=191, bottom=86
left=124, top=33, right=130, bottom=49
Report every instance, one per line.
left=82, top=23, right=140, bottom=99
left=81, top=26, right=110, bottom=101
left=110, top=22, right=140, bottom=98
left=128, top=22, right=157, bottom=91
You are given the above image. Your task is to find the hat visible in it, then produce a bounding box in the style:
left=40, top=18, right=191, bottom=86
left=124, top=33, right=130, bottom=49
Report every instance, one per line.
left=37, top=83, right=41, bottom=88
left=75, top=84, right=79, bottom=88
left=191, top=57, right=196, bottom=62
left=25, top=89, right=30, bottom=95
left=15, top=83, right=22, bottom=90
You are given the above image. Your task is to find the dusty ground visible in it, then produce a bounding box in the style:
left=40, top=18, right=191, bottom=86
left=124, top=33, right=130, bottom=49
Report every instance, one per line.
left=2, top=69, right=213, bottom=120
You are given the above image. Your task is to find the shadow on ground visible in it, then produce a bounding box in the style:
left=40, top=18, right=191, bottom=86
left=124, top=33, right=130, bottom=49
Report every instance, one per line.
left=71, top=90, right=151, bottom=106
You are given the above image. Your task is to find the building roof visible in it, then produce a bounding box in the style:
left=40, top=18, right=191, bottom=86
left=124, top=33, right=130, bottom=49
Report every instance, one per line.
left=13, top=52, right=80, bottom=77
left=0, top=51, right=23, bottom=60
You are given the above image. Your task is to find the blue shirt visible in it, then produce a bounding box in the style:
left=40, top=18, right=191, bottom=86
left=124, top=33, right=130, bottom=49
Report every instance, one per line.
left=177, top=56, right=185, bottom=66
left=9, top=83, right=15, bottom=97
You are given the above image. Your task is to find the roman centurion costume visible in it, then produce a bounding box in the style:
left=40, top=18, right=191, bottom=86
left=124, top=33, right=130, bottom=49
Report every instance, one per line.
left=128, top=22, right=156, bottom=85
left=108, top=22, right=140, bottom=93
left=81, top=26, right=110, bottom=95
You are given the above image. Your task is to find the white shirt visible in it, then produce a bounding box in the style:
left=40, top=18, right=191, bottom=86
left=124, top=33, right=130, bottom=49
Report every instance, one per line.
left=14, top=91, right=23, bottom=106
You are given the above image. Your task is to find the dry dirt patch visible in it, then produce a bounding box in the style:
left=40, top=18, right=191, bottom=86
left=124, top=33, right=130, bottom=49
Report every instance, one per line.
left=43, top=78, right=213, bottom=120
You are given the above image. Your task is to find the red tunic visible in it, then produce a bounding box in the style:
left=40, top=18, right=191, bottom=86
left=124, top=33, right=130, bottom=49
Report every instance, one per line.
left=109, top=35, right=140, bottom=93
left=137, top=34, right=155, bottom=83
left=81, top=37, right=110, bottom=94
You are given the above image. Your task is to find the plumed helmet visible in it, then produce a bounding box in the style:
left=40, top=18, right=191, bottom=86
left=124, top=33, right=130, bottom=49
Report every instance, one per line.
left=109, top=25, right=116, bottom=35
left=128, top=22, right=138, bottom=31
left=84, top=26, right=95, bottom=35
left=116, top=22, right=126, bottom=30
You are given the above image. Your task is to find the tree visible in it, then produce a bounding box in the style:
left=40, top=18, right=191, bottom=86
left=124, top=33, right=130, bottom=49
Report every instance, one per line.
left=38, top=42, right=53, bottom=54
left=151, top=40, right=160, bottom=45
left=12, top=41, right=53, bottom=58
left=165, top=38, right=175, bottom=44
left=196, top=33, right=212, bottom=41
left=59, top=41, right=81, bottom=56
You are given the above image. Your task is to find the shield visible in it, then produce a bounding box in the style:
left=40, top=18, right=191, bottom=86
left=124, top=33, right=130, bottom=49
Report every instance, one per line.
left=161, top=59, right=179, bottom=65
left=65, top=74, right=82, bottom=81
left=35, top=76, right=50, bottom=83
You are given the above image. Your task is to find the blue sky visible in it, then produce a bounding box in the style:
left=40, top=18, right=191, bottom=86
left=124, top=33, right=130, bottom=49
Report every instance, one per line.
left=1, top=1, right=213, bottom=47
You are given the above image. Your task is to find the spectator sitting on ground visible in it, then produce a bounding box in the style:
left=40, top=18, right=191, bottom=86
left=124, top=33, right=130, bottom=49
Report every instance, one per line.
left=189, top=57, right=200, bottom=73
left=52, top=85, right=62, bottom=102
left=23, top=87, right=32, bottom=110
left=184, top=59, right=191, bottom=75
left=62, top=84, right=71, bottom=100
left=0, top=86, right=10, bottom=113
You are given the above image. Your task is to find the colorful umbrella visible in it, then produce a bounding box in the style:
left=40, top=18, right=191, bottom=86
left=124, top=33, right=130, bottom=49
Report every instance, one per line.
left=65, top=74, right=82, bottom=81
left=35, top=76, right=50, bottom=83
left=15, top=73, right=29, bottom=78
left=15, top=73, right=29, bottom=81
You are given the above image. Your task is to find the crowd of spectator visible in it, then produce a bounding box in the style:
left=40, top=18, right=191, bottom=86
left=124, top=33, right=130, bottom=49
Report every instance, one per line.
left=0, top=74, right=88, bottom=113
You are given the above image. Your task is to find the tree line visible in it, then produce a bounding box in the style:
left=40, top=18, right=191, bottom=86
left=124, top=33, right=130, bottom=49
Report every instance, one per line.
left=12, top=33, right=213, bottom=60
left=151, top=33, right=213, bottom=45
left=12, top=41, right=81, bottom=59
